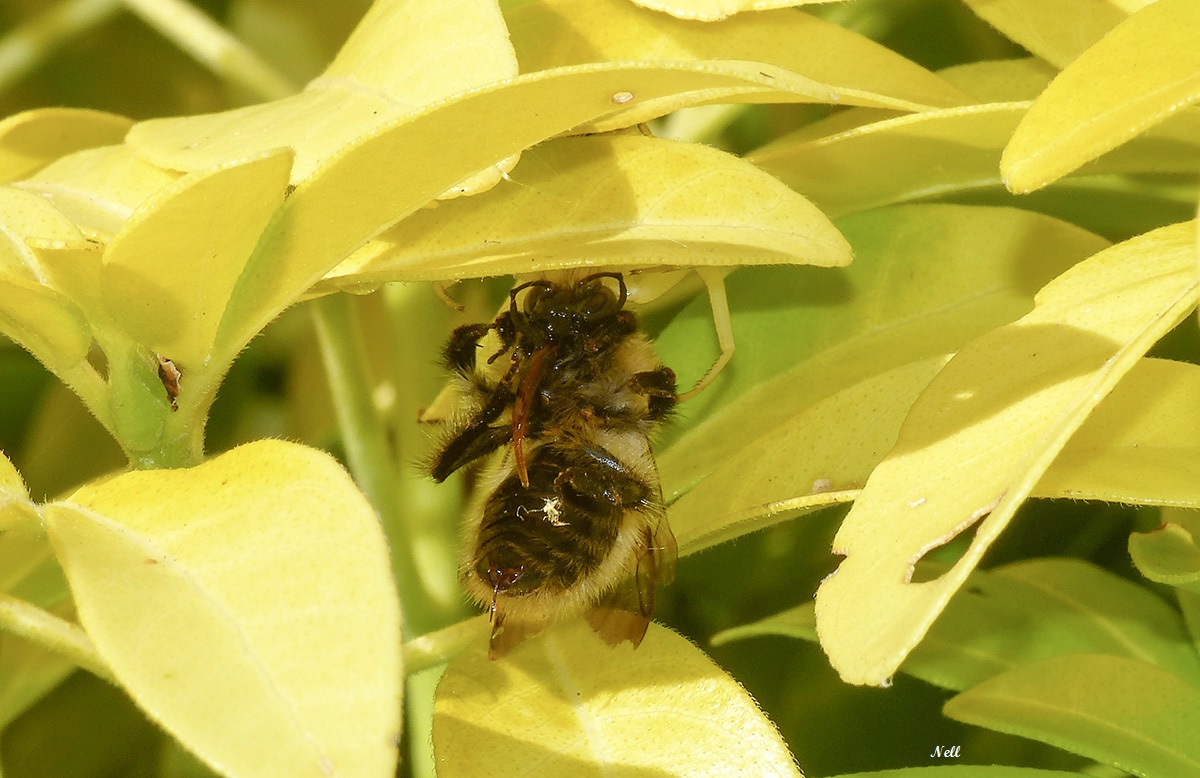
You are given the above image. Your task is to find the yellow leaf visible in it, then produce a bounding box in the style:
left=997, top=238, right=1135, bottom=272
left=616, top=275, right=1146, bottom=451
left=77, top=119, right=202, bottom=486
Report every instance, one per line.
left=101, top=149, right=293, bottom=366
left=0, top=276, right=92, bottom=373
left=937, top=58, right=1057, bottom=102
left=213, top=63, right=862, bottom=362
left=1002, top=0, right=1200, bottom=192
left=961, top=0, right=1127, bottom=68
left=127, top=0, right=517, bottom=189
left=44, top=440, right=401, bottom=778
left=629, top=0, right=837, bottom=22
left=319, top=134, right=850, bottom=288
left=0, top=448, right=25, bottom=499
left=510, top=0, right=967, bottom=116
left=0, top=108, right=132, bottom=184
left=16, top=145, right=181, bottom=241
left=0, top=187, right=89, bottom=256
left=434, top=620, right=800, bottom=776
left=815, top=220, right=1200, bottom=685
left=1037, top=358, right=1200, bottom=509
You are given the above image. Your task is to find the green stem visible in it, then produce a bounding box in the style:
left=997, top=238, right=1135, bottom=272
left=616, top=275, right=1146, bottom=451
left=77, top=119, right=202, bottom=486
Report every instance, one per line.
left=0, top=0, right=122, bottom=95
left=0, top=592, right=114, bottom=683
left=120, top=0, right=296, bottom=101
left=311, top=294, right=437, bottom=635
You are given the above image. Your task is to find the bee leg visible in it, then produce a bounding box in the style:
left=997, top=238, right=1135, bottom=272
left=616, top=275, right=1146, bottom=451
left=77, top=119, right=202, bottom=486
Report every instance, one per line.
left=441, top=322, right=492, bottom=374
left=678, top=266, right=734, bottom=402
left=629, top=366, right=677, bottom=421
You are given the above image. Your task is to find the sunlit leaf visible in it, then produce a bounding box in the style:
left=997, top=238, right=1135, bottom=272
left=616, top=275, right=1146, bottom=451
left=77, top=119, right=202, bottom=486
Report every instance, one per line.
left=1036, top=359, right=1200, bottom=508
left=212, top=63, right=866, bottom=364
left=510, top=0, right=967, bottom=121
left=128, top=0, right=517, bottom=188
left=0, top=109, right=133, bottom=184
left=434, top=620, right=800, bottom=776
left=659, top=204, right=1109, bottom=508
left=1130, top=508, right=1200, bottom=594
left=0, top=447, right=25, bottom=499
left=44, top=440, right=401, bottom=778
left=0, top=188, right=90, bottom=282
left=945, top=654, right=1200, bottom=778
left=960, top=0, right=1126, bottom=69
left=15, top=145, right=182, bottom=241
left=815, top=220, right=1200, bottom=686
left=101, top=149, right=293, bottom=367
left=319, top=134, right=850, bottom=289
left=1002, top=0, right=1200, bottom=192
left=630, top=0, right=836, bottom=22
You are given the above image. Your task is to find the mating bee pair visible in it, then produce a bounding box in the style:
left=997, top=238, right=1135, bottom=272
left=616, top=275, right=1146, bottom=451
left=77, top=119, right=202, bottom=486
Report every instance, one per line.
left=428, top=271, right=692, bottom=658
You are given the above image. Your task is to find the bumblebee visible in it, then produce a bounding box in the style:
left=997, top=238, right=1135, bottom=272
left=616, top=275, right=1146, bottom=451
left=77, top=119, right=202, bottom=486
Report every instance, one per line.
left=429, top=271, right=679, bottom=657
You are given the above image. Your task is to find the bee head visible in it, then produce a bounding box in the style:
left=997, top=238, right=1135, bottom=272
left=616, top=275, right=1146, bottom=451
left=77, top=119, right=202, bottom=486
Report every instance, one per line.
left=509, top=273, right=630, bottom=346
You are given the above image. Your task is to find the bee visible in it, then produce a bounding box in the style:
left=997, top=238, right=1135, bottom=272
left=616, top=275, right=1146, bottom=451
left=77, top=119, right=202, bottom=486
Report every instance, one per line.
left=429, top=271, right=681, bottom=657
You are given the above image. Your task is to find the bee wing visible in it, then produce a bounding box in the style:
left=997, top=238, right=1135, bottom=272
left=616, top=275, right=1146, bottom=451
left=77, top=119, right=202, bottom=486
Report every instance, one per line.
left=487, top=613, right=546, bottom=660
left=586, top=513, right=677, bottom=649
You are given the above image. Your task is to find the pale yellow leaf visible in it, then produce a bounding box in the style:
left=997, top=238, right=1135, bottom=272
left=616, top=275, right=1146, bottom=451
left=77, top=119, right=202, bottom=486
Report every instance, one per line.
left=434, top=620, right=800, bottom=777
left=0, top=601, right=77, bottom=729
left=319, top=134, right=849, bottom=288
left=630, top=0, right=838, bottom=22
left=510, top=0, right=967, bottom=119
left=15, top=145, right=181, bottom=241
left=0, top=187, right=88, bottom=254
left=0, top=108, right=133, bottom=184
left=44, top=440, right=401, bottom=778
left=1002, top=0, right=1200, bottom=192
left=101, top=149, right=293, bottom=366
left=1036, top=358, right=1200, bottom=508
left=815, top=220, right=1200, bottom=685
left=212, top=63, right=865, bottom=363
left=0, top=276, right=93, bottom=373
left=128, top=0, right=517, bottom=191
left=961, top=0, right=1127, bottom=69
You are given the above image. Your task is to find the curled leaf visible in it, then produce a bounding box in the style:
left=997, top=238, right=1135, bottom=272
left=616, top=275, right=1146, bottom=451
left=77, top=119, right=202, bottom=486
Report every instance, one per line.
left=815, top=220, right=1200, bottom=685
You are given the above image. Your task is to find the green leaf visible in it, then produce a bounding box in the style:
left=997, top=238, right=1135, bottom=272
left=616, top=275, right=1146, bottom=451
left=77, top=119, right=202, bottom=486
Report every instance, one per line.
left=509, top=0, right=968, bottom=115
left=815, top=220, right=1200, bottom=686
left=1002, top=0, right=1200, bottom=192
left=659, top=204, right=1109, bottom=547
left=944, top=654, right=1200, bottom=778
left=100, top=149, right=293, bottom=367
left=960, top=0, right=1127, bottom=68
left=1130, top=508, right=1200, bottom=594
left=830, top=768, right=1100, bottom=778
left=44, top=440, right=401, bottom=778
left=0, top=108, right=132, bottom=184
left=434, top=620, right=800, bottom=776
left=318, top=134, right=850, bottom=289
left=1038, top=359, right=1200, bottom=508
left=717, top=558, right=1200, bottom=690
left=750, top=101, right=1200, bottom=219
